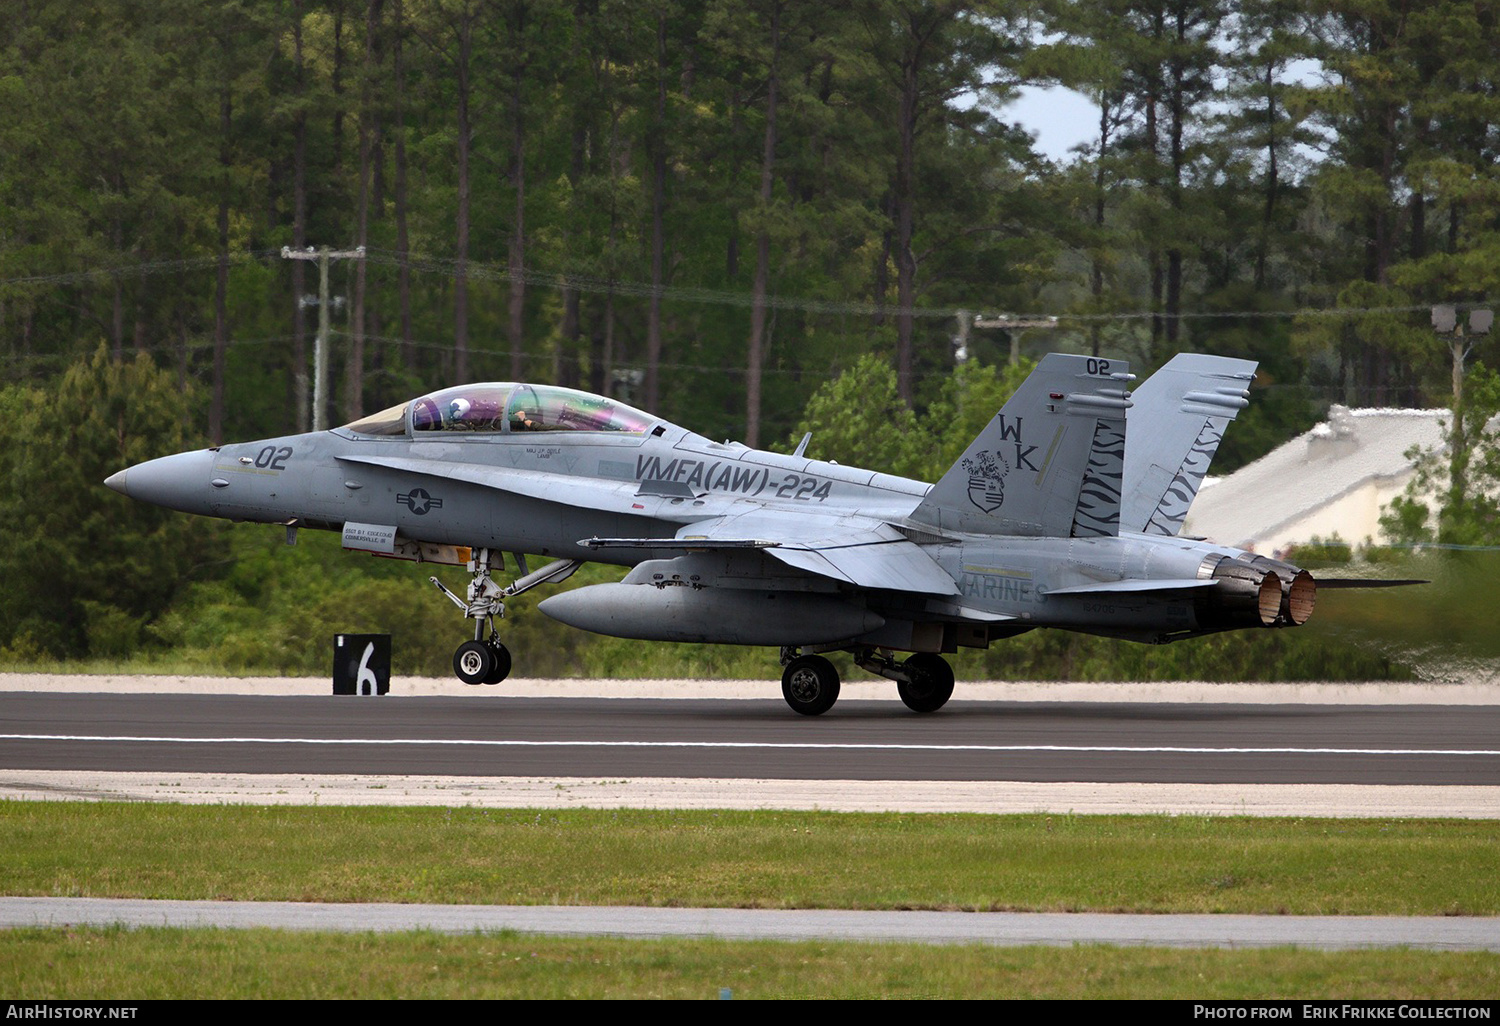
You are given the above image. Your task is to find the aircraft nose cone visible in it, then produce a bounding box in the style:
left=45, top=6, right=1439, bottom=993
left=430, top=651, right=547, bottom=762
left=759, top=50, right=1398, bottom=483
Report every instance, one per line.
left=104, top=449, right=216, bottom=513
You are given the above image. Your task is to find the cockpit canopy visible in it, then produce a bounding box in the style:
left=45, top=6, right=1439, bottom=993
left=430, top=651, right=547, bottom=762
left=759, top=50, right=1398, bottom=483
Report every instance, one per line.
left=343, top=383, right=657, bottom=437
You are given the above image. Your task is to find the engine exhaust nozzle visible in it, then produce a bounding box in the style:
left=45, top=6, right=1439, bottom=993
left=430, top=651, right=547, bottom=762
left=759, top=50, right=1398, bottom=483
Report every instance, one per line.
left=1197, top=557, right=1281, bottom=630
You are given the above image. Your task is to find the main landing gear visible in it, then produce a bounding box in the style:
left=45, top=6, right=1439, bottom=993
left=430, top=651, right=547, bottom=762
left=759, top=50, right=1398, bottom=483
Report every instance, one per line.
left=429, top=548, right=578, bottom=686
left=778, top=647, right=955, bottom=716
left=892, top=653, right=956, bottom=713
left=780, top=653, right=841, bottom=716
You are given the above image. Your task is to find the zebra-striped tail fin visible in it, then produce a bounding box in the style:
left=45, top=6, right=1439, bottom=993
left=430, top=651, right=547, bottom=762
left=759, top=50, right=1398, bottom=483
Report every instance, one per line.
left=1121, top=354, right=1257, bottom=536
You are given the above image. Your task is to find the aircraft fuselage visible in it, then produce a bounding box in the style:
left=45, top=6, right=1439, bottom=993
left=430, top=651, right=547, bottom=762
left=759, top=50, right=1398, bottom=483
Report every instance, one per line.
left=104, top=364, right=1328, bottom=714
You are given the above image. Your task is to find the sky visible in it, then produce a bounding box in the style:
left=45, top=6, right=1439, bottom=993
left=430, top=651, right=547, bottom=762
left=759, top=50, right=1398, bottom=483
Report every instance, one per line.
left=1005, top=58, right=1331, bottom=164
left=1003, top=84, right=1100, bottom=162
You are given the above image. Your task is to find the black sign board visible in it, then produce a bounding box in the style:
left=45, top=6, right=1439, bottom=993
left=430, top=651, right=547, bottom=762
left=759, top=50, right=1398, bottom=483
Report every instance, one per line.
left=332, top=634, right=390, bottom=695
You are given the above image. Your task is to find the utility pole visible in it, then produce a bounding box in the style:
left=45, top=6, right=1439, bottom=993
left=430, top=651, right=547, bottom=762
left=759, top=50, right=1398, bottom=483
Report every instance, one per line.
left=281, top=245, right=365, bottom=430
left=972, top=314, right=1059, bottom=366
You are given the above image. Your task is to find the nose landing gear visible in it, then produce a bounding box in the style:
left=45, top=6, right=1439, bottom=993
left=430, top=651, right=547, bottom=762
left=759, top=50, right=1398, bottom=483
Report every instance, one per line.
left=453, top=637, right=512, bottom=685
left=429, top=548, right=578, bottom=685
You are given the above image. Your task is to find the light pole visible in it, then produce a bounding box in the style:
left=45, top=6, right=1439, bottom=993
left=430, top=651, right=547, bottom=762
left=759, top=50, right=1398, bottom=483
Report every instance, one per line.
left=1431, top=305, right=1493, bottom=519
left=1432, top=305, right=1493, bottom=409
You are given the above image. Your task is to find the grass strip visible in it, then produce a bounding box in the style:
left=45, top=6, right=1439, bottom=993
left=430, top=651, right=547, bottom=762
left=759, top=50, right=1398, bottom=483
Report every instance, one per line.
left=4, top=802, right=1497, bottom=915
left=3, top=928, right=1497, bottom=999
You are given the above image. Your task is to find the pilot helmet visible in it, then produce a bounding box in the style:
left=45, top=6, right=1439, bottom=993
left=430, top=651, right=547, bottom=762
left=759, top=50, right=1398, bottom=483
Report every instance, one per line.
left=448, top=397, right=472, bottom=422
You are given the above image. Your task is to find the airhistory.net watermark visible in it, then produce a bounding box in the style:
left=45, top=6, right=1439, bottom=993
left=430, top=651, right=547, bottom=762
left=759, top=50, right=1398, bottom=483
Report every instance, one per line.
left=5, top=1007, right=137, bottom=1019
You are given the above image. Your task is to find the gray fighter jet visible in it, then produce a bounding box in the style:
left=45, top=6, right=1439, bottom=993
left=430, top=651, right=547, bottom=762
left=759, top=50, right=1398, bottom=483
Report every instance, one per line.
left=105, top=352, right=1333, bottom=715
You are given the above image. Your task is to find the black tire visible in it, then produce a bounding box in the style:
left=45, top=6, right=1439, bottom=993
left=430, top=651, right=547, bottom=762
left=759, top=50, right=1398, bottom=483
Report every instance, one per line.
left=897, top=653, right=954, bottom=713
left=781, top=655, right=840, bottom=716
left=484, top=641, right=512, bottom=684
left=454, top=640, right=495, bottom=685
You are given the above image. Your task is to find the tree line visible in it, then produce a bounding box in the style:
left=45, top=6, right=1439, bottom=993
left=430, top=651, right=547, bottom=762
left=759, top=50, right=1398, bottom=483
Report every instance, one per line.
left=2, top=0, right=1497, bottom=455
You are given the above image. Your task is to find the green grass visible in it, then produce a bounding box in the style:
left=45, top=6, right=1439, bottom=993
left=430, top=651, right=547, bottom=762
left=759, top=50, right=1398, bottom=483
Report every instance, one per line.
left=5, top=803, right=1497, bottom=915
left=2, top=928, right=1496, bottom=999
left=6, top=802, right=1497, bottom=998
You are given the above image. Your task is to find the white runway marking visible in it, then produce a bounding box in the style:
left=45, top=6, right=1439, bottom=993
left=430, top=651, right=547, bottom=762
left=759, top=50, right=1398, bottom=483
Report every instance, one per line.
left=4, top=734, right=1497, bottom=757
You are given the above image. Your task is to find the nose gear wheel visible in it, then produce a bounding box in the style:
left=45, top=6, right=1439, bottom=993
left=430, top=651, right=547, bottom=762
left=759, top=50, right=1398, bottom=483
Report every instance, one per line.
left=430, top=549, right=576, bottom=686
left=454, top=637, right=512, bottom=685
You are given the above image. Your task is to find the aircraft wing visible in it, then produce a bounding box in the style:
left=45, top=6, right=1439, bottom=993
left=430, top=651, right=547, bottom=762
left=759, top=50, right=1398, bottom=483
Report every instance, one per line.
left=768, top=530, right=961, bottom=595
left=341, top=453, right=959, bottom=596
left=590, top=511, right=961, bottom=597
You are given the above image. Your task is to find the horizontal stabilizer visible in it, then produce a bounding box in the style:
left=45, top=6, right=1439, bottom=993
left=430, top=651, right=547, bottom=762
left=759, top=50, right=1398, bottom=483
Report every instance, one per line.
left=1044, top=578, right=1217, bottom=597
left=769, top=538, right=959, bottom=595
left=1312, top=577, right=1429, bottom=588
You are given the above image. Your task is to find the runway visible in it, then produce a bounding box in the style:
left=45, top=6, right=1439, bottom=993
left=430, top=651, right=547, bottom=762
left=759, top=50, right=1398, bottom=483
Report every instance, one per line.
left=7, top=692, right=1498, bottom=782
left=4, top=675, right=1497, bottom=951
left=2, top=677, right=1498, bottom=816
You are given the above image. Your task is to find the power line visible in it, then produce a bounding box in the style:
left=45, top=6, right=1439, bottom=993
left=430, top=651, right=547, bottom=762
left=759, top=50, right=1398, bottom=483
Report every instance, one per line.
left=0, top=328, right=1462, bottom=408
left=367, top=248, right=1492, bottom=324
left=2, top=246, right=1494, bottom=327
left=0, top=251, right=277, bottom=289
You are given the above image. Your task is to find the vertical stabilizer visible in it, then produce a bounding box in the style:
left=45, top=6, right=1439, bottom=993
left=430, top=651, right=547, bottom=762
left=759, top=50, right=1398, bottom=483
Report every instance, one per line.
left=1121, top=353, right=1256, bottom=536
left=911, top=353, right=1132, bottom=537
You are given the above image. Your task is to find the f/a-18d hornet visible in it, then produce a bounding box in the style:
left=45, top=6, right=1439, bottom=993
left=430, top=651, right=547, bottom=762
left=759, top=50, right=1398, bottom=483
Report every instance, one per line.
left=106, top=352, right=1386, bottom=715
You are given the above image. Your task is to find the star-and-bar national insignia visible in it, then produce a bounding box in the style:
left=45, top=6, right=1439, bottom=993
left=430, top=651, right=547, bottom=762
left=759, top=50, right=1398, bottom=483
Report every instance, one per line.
left=397, top=488, right=443, bottom=516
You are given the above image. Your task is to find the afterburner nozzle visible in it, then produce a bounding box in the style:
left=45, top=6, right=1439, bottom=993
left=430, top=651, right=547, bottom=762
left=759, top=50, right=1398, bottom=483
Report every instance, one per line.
left=1197, top=557, right=1282, bottom=630
left=1244, top=555, right=1317, bottom=626
left=1286, top=569, right=1316, bottom=625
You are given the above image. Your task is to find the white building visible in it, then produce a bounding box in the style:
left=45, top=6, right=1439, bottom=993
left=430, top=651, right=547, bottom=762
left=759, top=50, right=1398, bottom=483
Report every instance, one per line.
left=1183, top=406, right=1449, bottom=556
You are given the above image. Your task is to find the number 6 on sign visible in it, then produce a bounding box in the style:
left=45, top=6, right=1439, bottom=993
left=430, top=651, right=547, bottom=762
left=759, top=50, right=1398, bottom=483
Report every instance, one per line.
left=357, top=642, right=378, bottom=695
